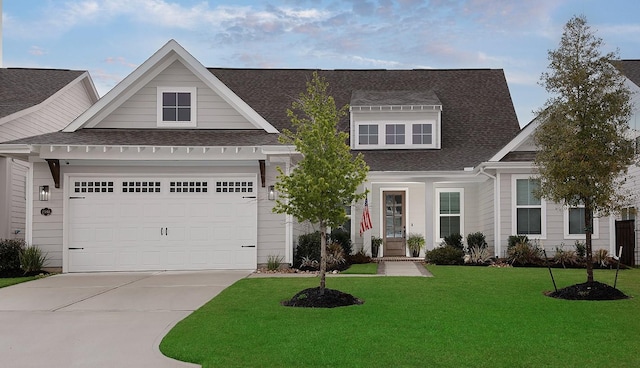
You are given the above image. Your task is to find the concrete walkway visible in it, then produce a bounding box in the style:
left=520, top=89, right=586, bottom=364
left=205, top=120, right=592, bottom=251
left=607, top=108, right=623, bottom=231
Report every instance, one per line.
left=379, top=261, right=433, bottom=277
left=0, top=270, right=250, bottom=368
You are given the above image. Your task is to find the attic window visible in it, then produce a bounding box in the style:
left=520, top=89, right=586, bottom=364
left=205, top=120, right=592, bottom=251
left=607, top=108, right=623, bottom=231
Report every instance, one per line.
left=157, top=87, right=197, bottom=127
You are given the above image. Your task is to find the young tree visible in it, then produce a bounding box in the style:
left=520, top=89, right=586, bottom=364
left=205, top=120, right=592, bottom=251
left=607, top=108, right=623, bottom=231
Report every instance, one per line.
left=534, top=15, right=634, bottom=283
left=273, top=71, right=369, bottom=293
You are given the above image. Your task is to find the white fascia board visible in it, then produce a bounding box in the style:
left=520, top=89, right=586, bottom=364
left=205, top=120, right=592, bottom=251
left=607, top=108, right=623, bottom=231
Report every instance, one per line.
left=0, top=144, right=33, bottom=154
left=488, top=117, right=541, bottom=162
left=480, top=161, right=534, bottom=170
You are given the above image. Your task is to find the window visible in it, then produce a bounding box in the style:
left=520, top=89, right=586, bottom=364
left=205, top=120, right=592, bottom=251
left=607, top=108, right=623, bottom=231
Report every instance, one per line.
left=358, top=125, right=378, bottom=145
left=513, top=177, right=545, bottom=237
left=353, top=121, right=436, bottom=149
left=564, top=205, right=599, bottom=239
left=157, top=87, right=196, bottom=127
left=385, top=124, right=405, bottom=144
left=621, top=207, right=636, bottom=220
left=412, top=124, right=432, bottom=145
left=436, top=189, right=463, bottom=241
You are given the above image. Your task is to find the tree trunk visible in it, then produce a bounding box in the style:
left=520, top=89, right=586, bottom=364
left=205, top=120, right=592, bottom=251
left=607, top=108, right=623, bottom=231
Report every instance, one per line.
left=585, top=202, right=594, bottom=283
left=319, top=221, right=327, bottom=295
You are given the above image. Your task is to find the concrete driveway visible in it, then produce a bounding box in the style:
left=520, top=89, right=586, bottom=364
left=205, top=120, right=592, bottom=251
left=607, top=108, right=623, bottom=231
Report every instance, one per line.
left=0, top=270, right=250, bottom=368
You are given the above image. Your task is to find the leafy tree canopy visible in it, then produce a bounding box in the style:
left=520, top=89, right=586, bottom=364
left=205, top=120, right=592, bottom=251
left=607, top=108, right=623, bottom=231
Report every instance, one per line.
left=534, top=14, right=634, bottom=215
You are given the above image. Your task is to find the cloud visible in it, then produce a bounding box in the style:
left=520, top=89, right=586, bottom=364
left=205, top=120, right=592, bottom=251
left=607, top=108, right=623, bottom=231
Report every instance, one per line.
left=105, top=56, right=138, bottom=69
left=28, top=46, right=47, bottom=56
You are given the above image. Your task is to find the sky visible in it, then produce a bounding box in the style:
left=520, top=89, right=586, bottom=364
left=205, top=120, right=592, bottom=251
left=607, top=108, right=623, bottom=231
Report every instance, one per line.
left=2, top=0, right=640, bottom=126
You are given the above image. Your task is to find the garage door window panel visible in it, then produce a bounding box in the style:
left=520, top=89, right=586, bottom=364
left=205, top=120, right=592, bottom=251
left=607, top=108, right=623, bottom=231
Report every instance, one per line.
left=74, top=181, right=114, bottom=193
left=123, top=181, right=161, bottom=193
left=216, top=181, right=253, bottom=193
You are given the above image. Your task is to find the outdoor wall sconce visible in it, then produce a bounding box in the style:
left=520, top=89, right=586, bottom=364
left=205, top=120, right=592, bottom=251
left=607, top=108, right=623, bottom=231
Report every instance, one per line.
left=268, top=185, right=276, bottom=201
left=39, top=185, right=50, bottom=201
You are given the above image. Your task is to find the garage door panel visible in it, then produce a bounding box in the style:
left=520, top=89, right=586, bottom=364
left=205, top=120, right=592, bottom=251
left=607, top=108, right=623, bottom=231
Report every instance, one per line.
left=68, top=176, right=257, bottom=272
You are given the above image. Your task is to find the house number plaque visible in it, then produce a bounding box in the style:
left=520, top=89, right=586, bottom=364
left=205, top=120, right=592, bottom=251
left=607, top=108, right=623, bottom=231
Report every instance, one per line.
left=40, top=208, right=52, bottom=216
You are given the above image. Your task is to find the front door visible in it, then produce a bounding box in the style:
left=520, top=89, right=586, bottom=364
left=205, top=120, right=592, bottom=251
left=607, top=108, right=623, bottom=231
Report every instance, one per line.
left=383, top=191, right=406, bottom=256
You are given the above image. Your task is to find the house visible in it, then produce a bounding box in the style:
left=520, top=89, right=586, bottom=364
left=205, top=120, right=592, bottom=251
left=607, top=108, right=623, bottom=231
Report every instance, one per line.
left=0, top=40, right=620, bottom=272
left=612, top=59, right=640, bottom=266
left=0, top=68, right=98, bottom=241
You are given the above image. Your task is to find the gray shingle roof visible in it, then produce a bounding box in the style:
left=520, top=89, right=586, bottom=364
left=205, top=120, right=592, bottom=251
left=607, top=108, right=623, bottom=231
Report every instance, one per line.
left=0, top=68, right=86, bottom=119
left=351, top=90, right=441, bottom=107
left=210, top=68, right=520, bottom=171
left=614, top=60, right=640, bottom=88
left=8, top=68, right=520, bottom=172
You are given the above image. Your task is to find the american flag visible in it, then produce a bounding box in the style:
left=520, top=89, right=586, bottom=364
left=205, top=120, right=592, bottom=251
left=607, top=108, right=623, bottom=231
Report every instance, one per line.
left=359, top=198, right=373, bottom=236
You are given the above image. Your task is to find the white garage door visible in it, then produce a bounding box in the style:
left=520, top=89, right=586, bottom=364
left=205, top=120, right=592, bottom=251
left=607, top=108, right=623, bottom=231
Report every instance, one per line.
left=67, top=176, right=257, bottom=272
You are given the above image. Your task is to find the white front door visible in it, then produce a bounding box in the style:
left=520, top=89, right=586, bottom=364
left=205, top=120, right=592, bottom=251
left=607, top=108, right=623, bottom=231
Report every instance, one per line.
left=66, top=176, right=257, bottom=272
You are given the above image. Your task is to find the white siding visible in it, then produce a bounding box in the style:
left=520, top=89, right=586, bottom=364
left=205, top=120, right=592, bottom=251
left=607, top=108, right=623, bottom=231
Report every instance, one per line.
left=96, top=60, right=256, bottom=130
left=10, top=159, right=28, bottom=239
left=477, top=177, right=495, bottom=253
left=30, top=162, right=288, bottom=268
left=0, top=81, right=94, bottom=141
left=257, top=164, right=288, bottom=264
left=498, top=170, right=612, bottom=258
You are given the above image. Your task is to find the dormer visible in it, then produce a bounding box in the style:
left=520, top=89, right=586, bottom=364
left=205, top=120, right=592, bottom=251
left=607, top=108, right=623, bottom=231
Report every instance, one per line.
left=350, top=90, right=442, bottom=150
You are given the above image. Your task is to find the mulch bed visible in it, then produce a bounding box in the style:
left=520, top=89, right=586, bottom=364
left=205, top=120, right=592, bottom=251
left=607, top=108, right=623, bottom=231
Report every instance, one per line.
left=546, top=281, right=630, bottom=300
left=282, top=287, right=364, bottom=308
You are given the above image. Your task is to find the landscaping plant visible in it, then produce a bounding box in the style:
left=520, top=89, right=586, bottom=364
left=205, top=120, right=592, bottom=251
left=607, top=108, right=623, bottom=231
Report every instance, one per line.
left=272, top=71, right=368, bottom=299
left=407, top=233, right=425, bottom=257
left=0, top=238, right=26, bottom=277
left=442, top=233, right=463, bottom=250
left=425, top=246, right=464, bottom=265
left=20, top=245, right=48, bottom=275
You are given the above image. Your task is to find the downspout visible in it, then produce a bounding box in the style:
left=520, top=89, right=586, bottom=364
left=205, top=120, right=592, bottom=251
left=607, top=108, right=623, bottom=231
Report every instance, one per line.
left=478, top=166, right=500, bottom=257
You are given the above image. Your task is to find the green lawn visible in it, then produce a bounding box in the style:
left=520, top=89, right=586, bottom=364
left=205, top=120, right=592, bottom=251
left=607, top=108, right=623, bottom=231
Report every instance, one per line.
left=341, top=262, right=378, bottom=274
left=0, top=276, right=37, bottom=288
left=160, top=266, right=640, bottom=368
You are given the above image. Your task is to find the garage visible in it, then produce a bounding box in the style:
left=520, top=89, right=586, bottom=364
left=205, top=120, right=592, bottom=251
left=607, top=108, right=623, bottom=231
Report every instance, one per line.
left=66, top=175, right=257, bottom=272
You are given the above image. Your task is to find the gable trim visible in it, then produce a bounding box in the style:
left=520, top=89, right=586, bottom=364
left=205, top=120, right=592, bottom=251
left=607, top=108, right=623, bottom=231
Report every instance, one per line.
left=488, top=117, right=540, bottom=162
left=63, top=40, right=278, bottom=133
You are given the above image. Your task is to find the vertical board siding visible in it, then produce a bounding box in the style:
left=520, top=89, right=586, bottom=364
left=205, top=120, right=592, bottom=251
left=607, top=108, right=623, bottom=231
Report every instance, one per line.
left=96, top=60, right=256, bottom=130
left=477, top=178, right=495, bottom=253
left=32, top=162, right=63, bottom=266
left=256, top=164, right=288, bottom=264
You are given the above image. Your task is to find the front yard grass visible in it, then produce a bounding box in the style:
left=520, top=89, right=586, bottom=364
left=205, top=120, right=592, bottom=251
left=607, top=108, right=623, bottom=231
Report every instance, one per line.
left=0, top=276, right=37, bottom=288
left=341, top=262, right=378, bottom=274
left=160, top=266, right=640, bottom=368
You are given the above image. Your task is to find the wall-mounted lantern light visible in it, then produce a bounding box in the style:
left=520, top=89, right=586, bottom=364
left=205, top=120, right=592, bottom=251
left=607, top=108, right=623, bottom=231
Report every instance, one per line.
left=39, top=185, right=50, bottom=201
left=268, top=185, right=276, bottom=201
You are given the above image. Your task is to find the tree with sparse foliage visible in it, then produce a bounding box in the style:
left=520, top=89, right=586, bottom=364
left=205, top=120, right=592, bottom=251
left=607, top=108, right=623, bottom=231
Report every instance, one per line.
left=535, top=15, right=634, bottom=283
left=273, top=72, right=369, bottom=293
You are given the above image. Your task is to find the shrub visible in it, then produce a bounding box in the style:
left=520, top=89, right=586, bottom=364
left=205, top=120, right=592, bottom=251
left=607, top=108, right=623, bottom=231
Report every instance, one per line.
left=466, top=232, right=487, bottom=249
left=443, top=233, right=463, bottom=250
left=299, top=256, right=318, bottom=270
left=594, top=249, right=609, bottom=267
left=0, top=238, right=26, bottom=276
left=330, top=228, right=352, bottom=256
left=295, top=232, right=321, bottom=268
left=553, top=244, right=578, bottom=268
left=407, top=233, right=425, bottom=257
left=464, top=246, right=492, bottom=265
left=574, top=240, right=586, bottom=259
left=371, top=236, right=382, bottom=257
left=425, top=246, right=464, bottom=265
left=266, top=254, right=284, bottom=271
left=507, top=241, right=543, bottom=266
left=326, top=243, right=347, bottom=271
left=508, top=235, right=529, bottom=249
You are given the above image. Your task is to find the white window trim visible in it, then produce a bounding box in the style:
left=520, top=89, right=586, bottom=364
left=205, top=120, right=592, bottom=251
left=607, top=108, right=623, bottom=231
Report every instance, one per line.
left=157, top=87, right=197, bottom=127
left=511, top=175, right=547, bottom=239
left=355, top=120, right=437, bottom=149
left=563, top=205, right=599, bottom=240
left=435, top=188, right=464, bottom=244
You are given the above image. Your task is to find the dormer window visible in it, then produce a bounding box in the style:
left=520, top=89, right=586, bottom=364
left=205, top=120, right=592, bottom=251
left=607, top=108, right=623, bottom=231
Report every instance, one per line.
left=157, top=87, right=197, bottom=127
left=350, top=90, right=442, bottom=150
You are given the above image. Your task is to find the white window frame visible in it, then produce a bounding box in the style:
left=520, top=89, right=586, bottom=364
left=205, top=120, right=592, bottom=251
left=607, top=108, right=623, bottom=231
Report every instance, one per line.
left=355, top=120, right=437, bottom=149
left=435, top=188, right=464, bottom=244
left=157, top=87, right=197, bottom=127
left=357, top=124, right=379, bottom=146
left=563, top=205, right=599, bottom=240
left=511, top=175, right=547, bottom=239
